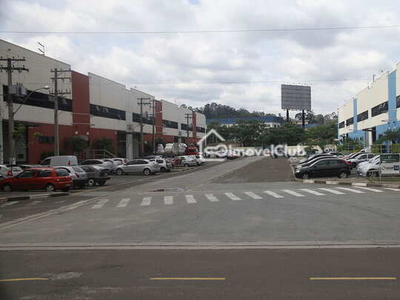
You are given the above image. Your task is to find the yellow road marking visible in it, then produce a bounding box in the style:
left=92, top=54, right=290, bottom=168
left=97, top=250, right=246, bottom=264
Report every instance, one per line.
left=310, top=277, right=396, bottom=281
left=0, top=278, right=49, bottom=282
left=150, top=277, right=225, bottom=281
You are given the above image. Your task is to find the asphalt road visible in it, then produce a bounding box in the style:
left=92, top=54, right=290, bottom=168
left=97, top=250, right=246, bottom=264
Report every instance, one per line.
left=1, top=156, right=400, bottom=299
left=1, top=249, right=399, bottom=300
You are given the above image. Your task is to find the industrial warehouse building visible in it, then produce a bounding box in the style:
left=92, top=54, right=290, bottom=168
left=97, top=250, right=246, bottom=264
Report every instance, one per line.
left=338, top=62, right=400, bottom=147
left=0, top=39, right=206, bottom=164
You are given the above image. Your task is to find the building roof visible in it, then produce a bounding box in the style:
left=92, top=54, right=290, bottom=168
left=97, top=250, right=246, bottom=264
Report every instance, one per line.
left=206, top=116, right=284, bottom=124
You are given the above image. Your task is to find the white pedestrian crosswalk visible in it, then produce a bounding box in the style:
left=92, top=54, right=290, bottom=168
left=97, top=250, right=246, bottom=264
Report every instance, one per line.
left=244, top=192, right=263, bottom=199
left=205, top=194, right=219, bottom=202
left=1, top=186, right=398, bottom=211
left=318, top=188, right=345, bottom=195
left=116, top=198, right=130, bottom=208
left=185, top=195, right=197, bottom=204
left=164, top=196, right=174, bottom=205
left=225, top=192, right=241, bottom=201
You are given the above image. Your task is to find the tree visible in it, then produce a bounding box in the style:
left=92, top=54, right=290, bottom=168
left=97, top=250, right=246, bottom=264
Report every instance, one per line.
left=376, top=129, right=400, bottom=144
left=65, top=136, right=89, bottom=155
left=92, top=138, right=115, bottom=154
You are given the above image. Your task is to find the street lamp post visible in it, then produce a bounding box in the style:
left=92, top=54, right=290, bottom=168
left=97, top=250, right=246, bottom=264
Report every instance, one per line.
left=8, top=86, right=50, bottom=164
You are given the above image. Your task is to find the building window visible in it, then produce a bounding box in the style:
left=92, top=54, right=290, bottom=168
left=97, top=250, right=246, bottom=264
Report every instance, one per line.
left=371, top=101, right=388, bottom=117
left=90, top=104, right=126, bottom=120
left=38, top=136, right=55, bottom=144
left=132, top=113, right=153, bottom=124
left=163, top=120, right=178, bottom=129
left=3, top=86, right=72, bottom=112
left=196, top=126, right=206, bottom=133
left=396, top=95, right=400, bottom=108
left=357, top=110, right=368, bottom=122
left=346, top=117, right=354, bottom=126
left=339, top=121, right=345, bottom=129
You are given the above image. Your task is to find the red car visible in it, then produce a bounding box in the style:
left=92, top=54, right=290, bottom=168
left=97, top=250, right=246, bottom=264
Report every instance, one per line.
left=0, top=168, right=72, bottom=192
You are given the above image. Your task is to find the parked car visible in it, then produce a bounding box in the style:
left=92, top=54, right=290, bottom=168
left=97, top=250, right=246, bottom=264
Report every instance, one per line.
left=5, top=165, right=24, bottom=176
left=357, top=155, right=380, bottom=177
left=54, top=166, right=87, bottom=189
left=346, top=153, right=375, bottom=168
left=0, top=168, right=72, bottom=192
left=299, top=153, right=332, bottom=163
left=195, top=154, right=206, bottom=165
left=295, top=158, right=351, bottom=179
left=296, top=154, right=334, bottom=168
left=328, top=152, right=344, bottom=157
left=80, top=165, right=111, bottom=186
left=0, top=165, right=17, bottom=177
left=173, top=156, right=198, bottom=167
left=41, top=155, right=78, bottom=166
left=115, top=159, right=159, bottom=175
left=148, top=158, right=172, bottom=172
left=80, top=159, right=114, bottom=171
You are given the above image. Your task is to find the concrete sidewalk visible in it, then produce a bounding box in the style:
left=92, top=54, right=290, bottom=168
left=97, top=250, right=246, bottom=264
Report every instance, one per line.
left=0, top=191, right=70, bottom=202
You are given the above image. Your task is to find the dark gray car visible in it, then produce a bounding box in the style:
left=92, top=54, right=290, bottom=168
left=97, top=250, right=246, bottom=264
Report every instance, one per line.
left=80, top=165, right=111, bottom=187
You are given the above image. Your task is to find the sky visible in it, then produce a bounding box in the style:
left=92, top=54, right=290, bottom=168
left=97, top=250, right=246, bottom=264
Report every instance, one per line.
left=1, top=0, right=400, bottom=116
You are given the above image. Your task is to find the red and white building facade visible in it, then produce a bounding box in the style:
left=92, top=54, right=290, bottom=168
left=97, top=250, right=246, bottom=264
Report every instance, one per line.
left=0, top=39, right=206, bottom=164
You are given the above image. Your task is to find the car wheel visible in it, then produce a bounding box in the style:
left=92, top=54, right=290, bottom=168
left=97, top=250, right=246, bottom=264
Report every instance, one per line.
left=45, top=183, right=56, bottom=192
left=184, top=163, right=189, bottom=167
left=97, top=180, right=106, bottom=186
left=143, top=168, right=151, bottom=176
left=87, top=179, right=96, bottom=187
left=160, top=167, right=166, bottom=172
left=116, top=169, right=124, bottom=176
left=2, top=183, right=12, bottom=192
left=302, top=173, right=310, bottom=179
left=338, top=171, right=348, bottom=179
left=367, top=171, right=377, bottom=178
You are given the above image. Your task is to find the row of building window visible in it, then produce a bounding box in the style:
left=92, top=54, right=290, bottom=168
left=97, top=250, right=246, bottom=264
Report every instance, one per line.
left=90, top=104, right=126, bottom=120
left=357, top=110, right=368, bottom=122
left=132, top=112, right=153, bottom=125
left=346, top=117, right=354, bottom=126
left=371, top=101, right=388, bottom=117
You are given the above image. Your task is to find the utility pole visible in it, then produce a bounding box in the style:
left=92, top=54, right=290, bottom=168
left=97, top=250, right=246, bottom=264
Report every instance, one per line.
left=185, top=113, right=192, bottom=145
left=151, top=99, right=156, bottom=154
left=137, top=97, right=152, bottom=157
left=50, top=68, right=71, bottom=156
left=0, top=57, right=29, bottom=164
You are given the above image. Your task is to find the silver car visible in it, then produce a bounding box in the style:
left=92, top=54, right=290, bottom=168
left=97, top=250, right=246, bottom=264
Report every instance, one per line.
left=55, top=166, right=87, bottom=189
left=115, top=159, right=159, bottom=176
left=80, top=159, right=114, bottom=171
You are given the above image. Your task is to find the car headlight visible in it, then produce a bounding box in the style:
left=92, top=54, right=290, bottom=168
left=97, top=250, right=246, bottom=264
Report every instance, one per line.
left=295, top=169, right=300, bottom=173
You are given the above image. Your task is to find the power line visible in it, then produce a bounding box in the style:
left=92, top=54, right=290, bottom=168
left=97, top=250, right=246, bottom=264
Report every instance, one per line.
left=1, top=25, right=400, bottom=35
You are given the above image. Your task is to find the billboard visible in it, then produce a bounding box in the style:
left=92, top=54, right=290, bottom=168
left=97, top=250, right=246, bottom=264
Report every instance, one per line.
left=281, top=84, right=311, bottom=110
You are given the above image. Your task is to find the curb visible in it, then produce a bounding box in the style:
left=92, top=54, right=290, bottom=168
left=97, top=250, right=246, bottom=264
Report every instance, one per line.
left=302, top=179, right=400, bottom=189
left=0, top=192, right=70, bottom=203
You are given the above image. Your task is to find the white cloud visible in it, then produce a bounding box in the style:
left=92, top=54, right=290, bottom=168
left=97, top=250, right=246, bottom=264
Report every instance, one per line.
left=1, top=0, right=400, bottom=116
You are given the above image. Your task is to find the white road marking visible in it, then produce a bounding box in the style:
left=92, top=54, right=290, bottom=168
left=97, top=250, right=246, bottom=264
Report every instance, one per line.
left=185, top=195, right=197, bottom=204
left=264, top=191, right=284, bottom=199
left=282, top=189, right=305, bottom=197
left=353, top=187, right=383, bottom=193
left=244, top=192, right=263, bottom=199
left=299, top=189, right=325, bottom=196
left=0, top=201, right=19, bottom=208
left=91, top=199, right=108, bottom=209
left=116, top=198, right=130, bottom=208
left=336, top=187, right=365, bottom=194
left=385, top=188, right=400, bottom=191
left=318, top=188, right=345, bottom=195
left=205, top=194, right=219, bottom=202
left=140, top=197, right=152, bottom=206
left=164, top=196, right=174, bottom=205
left=225, top=193, right=241, bottom=201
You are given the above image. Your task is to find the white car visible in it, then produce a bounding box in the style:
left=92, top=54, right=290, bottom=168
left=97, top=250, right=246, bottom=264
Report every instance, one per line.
left=195, top=154, right=206, bottom=165
left=55, top=166, right=88, bottom=188
left=356, top=155, right=380, bottom=177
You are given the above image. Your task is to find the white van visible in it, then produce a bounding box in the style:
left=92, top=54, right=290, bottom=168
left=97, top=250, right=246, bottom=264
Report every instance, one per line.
left=41, top=155, right=78, bottom=167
